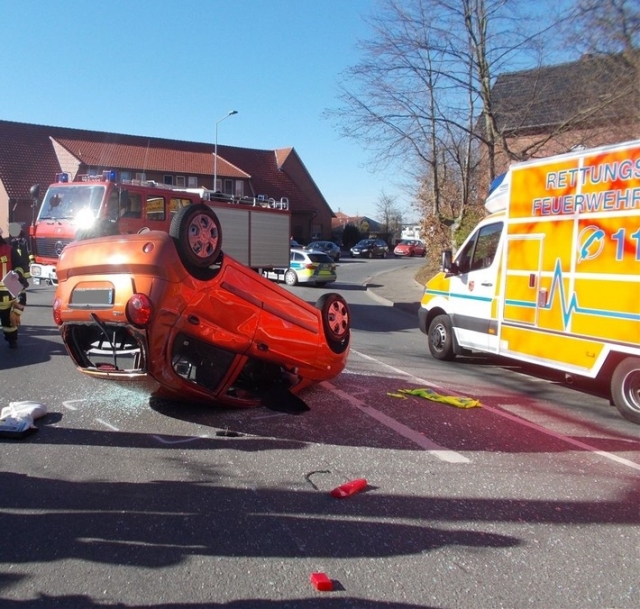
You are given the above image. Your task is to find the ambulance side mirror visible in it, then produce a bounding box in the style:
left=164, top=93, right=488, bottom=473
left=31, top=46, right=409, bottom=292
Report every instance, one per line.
left=441, top=249, right=454, bottom=273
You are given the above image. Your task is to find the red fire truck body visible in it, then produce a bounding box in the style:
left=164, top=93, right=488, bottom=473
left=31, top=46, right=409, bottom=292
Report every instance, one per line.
left=29, top=171, right=291, bottom=284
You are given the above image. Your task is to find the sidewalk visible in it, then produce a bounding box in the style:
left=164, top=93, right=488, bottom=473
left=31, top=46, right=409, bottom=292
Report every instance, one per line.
left=364, top=265, right=426, bottom=316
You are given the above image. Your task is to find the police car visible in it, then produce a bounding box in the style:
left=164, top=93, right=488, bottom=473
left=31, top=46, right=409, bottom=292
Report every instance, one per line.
left=266, top=247, right=337, bottom=286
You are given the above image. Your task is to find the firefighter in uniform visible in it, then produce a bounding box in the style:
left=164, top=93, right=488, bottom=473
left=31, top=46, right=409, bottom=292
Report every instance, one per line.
left=8, top=223, right=33, bottom=300
left=0, top=226, right=27, bottom=348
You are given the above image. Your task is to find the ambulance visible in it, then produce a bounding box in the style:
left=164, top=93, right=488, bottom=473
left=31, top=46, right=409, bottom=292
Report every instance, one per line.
left=419, top=139, right=640, bottom=424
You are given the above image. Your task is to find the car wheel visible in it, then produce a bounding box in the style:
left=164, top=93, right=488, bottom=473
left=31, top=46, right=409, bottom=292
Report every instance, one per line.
left=170, top=204, right=222, bottom=275
left=428, top=314, right=456, bottom=361
left=367, top=251, right=373, bottom=259
left=316, top=293, right=350, bottom=353
left=284, top=270, right=298, bottom=286
left=611, top=357, right=640, bottom=424
left=381, top=251, right=387, bottom=259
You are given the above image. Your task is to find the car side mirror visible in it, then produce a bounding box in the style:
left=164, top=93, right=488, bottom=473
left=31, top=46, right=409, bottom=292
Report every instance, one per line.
left=441, top=250, right=453, bottom=272
left=442, top=250, right=461, bottom=274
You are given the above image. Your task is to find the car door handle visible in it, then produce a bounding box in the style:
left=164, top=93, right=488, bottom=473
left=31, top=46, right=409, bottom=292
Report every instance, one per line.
left=481, top=282, right=493, bottom=287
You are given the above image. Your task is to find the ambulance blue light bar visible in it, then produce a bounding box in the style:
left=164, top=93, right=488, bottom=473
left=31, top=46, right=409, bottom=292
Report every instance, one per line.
left=55, top=172, right=69, bottom=183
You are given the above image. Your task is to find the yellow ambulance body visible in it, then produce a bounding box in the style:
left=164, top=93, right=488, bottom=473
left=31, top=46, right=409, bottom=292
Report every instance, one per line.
left=419, top=139, right=640, bottom=424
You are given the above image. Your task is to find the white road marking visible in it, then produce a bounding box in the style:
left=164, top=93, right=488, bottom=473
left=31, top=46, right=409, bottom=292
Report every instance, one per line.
left=151, top=434, right=209, bottom=445
left=95, top=418, right=119, bottom=431
left=252, top=412, right=289, bottom=420
left=321, top=381, right=470, bottom=463
left=350, top=350, right=450, bottom=390
left=350, top=350, right=640, bottom=472
left=481, top=403, right=640, bottom=472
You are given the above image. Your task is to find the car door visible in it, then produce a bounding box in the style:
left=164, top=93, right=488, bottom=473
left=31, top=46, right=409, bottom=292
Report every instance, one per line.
left=447, top=221, right=503, bottom=352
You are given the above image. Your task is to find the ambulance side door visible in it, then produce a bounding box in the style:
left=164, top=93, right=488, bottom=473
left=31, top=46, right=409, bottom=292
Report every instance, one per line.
left=448, top=221, right=503, bottom=352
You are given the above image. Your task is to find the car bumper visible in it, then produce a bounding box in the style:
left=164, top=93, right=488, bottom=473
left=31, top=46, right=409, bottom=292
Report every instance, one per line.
left=298, top=271, right=337, bottom=283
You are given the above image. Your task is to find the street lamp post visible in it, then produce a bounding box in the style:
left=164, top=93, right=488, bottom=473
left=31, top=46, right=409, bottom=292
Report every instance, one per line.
left=214, top=110, right=238, bottom=192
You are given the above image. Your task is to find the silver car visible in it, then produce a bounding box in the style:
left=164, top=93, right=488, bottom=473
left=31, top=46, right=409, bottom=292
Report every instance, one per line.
left=306, top=240, right=341, bottom=262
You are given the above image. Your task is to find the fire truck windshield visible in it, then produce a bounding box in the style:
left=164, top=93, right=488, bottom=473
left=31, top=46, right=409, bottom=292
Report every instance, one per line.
left=38, top=185, right=106, bottom=221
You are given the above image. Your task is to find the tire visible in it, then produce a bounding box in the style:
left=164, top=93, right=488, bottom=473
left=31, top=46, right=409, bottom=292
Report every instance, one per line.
left=367, top=251, right=373, bottom=259
left=169, top=204, right=222, bottom=274
left=428, top=314, right=456, bottom=361
left=611, top=357, right=640, bottom=424
left=284, top=270, right=298, bottom=286
left=382, top=251, right=387, bottom=258
left=316, top=293, right=350, bottom=354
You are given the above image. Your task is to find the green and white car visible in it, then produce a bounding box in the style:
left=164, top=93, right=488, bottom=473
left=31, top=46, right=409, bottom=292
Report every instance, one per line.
left=266, top=248, right=337, bottom=286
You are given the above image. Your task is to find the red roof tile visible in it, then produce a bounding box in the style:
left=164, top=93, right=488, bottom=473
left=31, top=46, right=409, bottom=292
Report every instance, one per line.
left=0, top=120, right=331, bottom=217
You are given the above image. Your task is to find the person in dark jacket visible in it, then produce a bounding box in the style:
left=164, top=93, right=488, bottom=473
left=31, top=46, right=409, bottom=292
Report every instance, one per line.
left=0, top=226, right=27, bottom=348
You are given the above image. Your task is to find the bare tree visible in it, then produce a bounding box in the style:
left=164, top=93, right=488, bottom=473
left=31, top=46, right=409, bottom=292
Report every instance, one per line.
left=330, top=0, right=564, bottom=253
left=565, top=0, right=640, bottom=139
left=569, top=0, right=639, bottom=54
left=375, top=191, right=403, bottom=240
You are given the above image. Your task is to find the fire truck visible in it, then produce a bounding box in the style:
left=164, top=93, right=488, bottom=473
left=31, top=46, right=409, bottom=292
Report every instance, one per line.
left=28, top=171, right=291, bottom=284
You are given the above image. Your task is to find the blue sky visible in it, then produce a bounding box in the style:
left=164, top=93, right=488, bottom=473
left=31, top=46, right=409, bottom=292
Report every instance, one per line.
left=0, top=0, right=399, bottom=218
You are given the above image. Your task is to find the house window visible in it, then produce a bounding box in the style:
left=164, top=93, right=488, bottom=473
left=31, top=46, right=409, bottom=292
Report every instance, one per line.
left=224, top=179, right=233, bottom=195
left=187, top=176, right=198, bottom=188
left=235, top=180, right=244, bottom=198
left=163, top=175, right=173, bottom=185
left=135, top=173, right=146, bottom=182
left=120, top=171, right=131, bottom=181
left=176, top=176, right=186, bottom=187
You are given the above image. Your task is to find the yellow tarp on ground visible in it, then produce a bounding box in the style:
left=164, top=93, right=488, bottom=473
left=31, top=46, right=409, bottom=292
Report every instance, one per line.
left=387, top=388, right=481, bottom=409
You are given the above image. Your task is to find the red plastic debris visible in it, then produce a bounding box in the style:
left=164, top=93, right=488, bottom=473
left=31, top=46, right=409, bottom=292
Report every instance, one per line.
left=310, top=572, right=333, bottom=591
left=330, top=478, right=367, bottom=498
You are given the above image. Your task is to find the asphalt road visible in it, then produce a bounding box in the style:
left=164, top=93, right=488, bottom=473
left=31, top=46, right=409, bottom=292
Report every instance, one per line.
left=1, top=256, right=639, bottom=608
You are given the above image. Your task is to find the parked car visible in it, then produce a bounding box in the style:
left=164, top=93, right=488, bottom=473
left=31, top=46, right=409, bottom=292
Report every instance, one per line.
left=306, top=240, right=341, bottom=262
left=266, top=248, right=337, bottom=286
left=52, top=204, right=350, bottom=409
left=350, top=238, right=389, bottom=259
left=393, top=239, right=426, bottom=257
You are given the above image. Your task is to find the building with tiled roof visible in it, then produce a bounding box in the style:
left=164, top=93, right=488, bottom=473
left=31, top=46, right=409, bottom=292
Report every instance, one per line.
left=490, top=52, right=639, bottom=170
left=0, top=120, right=334, bottom=243
left=331, top=211, right=386, bottom=246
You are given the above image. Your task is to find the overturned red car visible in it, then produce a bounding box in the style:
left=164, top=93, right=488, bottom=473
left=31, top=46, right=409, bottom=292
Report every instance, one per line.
left=52, top=204, right=350, bottom=409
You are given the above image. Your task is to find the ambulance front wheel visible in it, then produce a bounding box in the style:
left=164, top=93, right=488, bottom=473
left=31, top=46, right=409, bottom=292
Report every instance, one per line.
left=611, top=357, right=640, bottom=425
left=428, top=314, right=456, bottom=361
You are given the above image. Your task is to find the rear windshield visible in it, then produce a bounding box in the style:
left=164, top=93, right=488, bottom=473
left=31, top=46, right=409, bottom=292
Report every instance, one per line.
left=307, top=253, right=333, bottom=263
